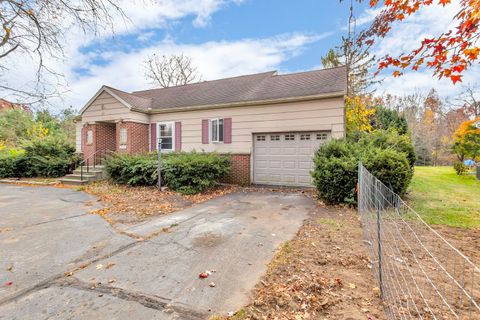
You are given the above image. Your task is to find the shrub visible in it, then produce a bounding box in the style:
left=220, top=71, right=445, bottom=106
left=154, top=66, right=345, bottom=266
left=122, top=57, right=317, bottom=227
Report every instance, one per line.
left=0, top=137, right=78, bottom=178
left=356, top=130, right=416, bottom=168
left=104, top=151, right=231, bottom=194
left=454, top=162, right=468, bottom=175
left=162, top=152, right=230, bottom=194
left=312, top=134, right=414, bottom=205
left=372, top=106, right=408, bottom=135
left=0, top=153, right=23, bottom=178
left=104, top=153, right=159, bottom=186
left=364, top=148, right=413, bottom=196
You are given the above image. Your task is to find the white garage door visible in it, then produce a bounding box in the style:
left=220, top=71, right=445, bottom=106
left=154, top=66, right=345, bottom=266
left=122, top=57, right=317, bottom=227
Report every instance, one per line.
left=253, top=132, right=330, bottom=187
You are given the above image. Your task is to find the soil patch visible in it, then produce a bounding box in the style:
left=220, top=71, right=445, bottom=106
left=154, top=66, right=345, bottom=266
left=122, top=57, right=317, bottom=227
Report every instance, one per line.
left=233, top=205, right=386, bottom=320
left=82, top=181, right=238, bottom=226
left=433, top=225, right=480, bottom=266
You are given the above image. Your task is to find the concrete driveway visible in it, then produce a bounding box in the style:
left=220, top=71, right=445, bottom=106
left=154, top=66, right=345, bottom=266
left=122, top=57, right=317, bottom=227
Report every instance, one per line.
left=0, top=184, right=316, bottom=319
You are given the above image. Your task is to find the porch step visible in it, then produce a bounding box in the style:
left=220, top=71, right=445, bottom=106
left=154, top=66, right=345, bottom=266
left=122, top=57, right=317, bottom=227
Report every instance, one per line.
left=58, top=178, right=89, bottom=186
left=60, top=165, right=107, bottom=186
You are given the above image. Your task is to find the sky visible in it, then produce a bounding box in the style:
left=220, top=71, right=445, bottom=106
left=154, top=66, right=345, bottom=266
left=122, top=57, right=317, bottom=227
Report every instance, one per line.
left=1, top=0, right=478, bottom=111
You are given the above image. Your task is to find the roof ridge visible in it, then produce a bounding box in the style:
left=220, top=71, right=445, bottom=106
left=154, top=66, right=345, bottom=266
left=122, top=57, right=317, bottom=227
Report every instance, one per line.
left=132, top=70, right=277, bottom=95
left=273, top=65, right=347, bottom=77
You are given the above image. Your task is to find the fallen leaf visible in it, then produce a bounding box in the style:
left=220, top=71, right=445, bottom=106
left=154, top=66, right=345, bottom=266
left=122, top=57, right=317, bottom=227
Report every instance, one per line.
left=96, top=264, right=103, bottom=270
left=348, top=283, right=357, bottom=289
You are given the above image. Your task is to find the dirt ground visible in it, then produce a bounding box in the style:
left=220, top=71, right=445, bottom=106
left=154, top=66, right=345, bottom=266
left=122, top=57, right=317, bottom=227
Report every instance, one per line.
left=81, top=181, right=239, bottom=226
left=433, top=225, right=480, bottom=266
left=232, top=204, right=386, bottom=320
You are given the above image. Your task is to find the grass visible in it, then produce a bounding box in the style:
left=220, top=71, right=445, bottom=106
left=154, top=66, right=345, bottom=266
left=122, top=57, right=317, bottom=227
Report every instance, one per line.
left=408, top=166, right=480, bottom=229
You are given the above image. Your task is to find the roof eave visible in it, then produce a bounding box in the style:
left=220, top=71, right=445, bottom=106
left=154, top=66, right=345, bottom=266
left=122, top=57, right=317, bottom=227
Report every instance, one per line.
left=148, top=91, right=346, bottom=114
left=78, top=85, right=135, bottom=115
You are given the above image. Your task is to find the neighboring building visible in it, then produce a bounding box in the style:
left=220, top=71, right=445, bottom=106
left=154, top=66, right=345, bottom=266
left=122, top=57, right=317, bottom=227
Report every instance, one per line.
left=0, top=99, right=30, bottom=112
left=76, top=66, right=347, bottom=187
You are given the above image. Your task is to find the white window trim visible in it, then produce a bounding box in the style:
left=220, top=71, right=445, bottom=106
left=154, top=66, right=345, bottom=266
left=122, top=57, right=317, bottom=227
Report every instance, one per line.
left=157, top=122, right=175, bottom=152
left=210, top=118, right=224, bottom=144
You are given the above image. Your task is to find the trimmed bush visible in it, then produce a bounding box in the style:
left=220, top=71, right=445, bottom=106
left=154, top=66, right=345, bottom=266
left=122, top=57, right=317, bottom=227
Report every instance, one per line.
left=104, top=151, right=230, bottom=194
left=312, top=132, right=414, bottom=205
left=0, top=137, right=79, bottom=178
left=162, top=152, right=230, bottom=194
left=356, top=130, right=416, bottom=168
left=104, top=153, right=159, bottom=186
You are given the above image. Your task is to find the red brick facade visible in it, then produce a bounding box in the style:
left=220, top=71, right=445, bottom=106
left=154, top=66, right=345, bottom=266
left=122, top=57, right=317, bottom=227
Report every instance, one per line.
left=222, top=154, right=251, bottom=185
left=82, top=122, right=116, bottom=164
left=115, top=122, right=149, bottom=154
left=81, top=122, right=251, bottom=185
left=82, top=121, right=149, bottom=162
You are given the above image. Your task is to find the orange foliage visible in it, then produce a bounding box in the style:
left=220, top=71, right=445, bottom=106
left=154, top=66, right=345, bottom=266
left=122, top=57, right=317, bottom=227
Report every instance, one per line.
left=361, top=0, right=480, bottom=84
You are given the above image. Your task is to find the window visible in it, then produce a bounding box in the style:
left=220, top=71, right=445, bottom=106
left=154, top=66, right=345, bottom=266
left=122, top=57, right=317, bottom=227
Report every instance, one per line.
left=119, top=128, right=127, bottom=145
left=158, top=122, right=174, bottom=151
left=211, top=118, right=224, bottom=143
left=270, top=135, right=280, bottom=141
left=86, top=130, right=93, bottom=145
left=256, top=135, right=266, bottom=141
left=285, top=134, right=295, bottom=141
left=317, top=133, right=328, bottom=140
left=300, top=134, right=311, bottom=140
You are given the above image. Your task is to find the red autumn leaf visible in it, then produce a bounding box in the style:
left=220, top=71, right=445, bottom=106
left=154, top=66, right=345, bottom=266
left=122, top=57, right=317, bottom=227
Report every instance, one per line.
left=450, top=75, right=463, bottom=84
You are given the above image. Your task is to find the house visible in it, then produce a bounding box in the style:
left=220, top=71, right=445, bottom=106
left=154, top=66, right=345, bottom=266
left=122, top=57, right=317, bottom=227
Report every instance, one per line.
left=76, top=66, right=347, bottom=187
left=0, top=99, right=30, bottom=112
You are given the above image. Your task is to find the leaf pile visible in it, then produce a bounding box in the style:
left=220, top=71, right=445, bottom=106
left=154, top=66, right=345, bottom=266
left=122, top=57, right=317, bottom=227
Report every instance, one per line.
left=84, top=181, right=237, bottom=224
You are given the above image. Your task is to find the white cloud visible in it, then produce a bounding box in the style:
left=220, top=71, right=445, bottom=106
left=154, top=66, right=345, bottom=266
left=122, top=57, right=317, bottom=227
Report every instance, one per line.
left=367, top=0, right=472, bottom=98
left=49, top=33, right=325, bottom=110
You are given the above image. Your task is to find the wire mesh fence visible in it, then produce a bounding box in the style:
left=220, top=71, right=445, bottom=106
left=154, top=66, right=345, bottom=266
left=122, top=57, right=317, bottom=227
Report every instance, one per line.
left=357, top=163, right=480, bottom=319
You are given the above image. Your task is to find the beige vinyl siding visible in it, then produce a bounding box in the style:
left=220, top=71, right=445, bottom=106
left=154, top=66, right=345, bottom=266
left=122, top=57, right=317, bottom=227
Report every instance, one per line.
left=75, top=122, right=82, bottom=153
left=81, top=91, right=149, bottom=124
left=150, top=97, right=344, bottom=154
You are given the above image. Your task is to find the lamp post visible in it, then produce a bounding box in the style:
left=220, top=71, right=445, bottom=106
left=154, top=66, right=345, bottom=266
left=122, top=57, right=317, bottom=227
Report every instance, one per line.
left=157, top=138, right=162, bottom=189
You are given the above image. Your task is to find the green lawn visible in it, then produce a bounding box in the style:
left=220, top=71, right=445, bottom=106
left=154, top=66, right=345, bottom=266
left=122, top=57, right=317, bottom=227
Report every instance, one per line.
left=408, top=166, right=480, bottom=229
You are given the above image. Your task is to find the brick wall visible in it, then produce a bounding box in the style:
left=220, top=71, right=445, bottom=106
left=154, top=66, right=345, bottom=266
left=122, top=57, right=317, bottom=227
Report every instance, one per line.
left=222, top=154, right=251, bottom=185
left=82, top=123, right=115, bottom=163
left=115, top=121, right=149, bottom=154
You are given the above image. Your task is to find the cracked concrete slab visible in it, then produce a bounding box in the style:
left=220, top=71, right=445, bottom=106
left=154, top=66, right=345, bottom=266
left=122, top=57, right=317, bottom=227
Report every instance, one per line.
left=0, top=186, right=315, bottom=319
left=0, top=286, right=168, bottom=320
left=74, top=191, right=314, bottom=317
left=0, top=185, right=135, bottom=303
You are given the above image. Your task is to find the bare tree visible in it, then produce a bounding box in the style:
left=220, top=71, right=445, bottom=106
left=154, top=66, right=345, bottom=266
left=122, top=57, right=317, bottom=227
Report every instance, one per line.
left=455, top=83, right=480, bottom=118
left=0, top=0, right=125, bottom=104
left=144, top=54, right=202, bottom=88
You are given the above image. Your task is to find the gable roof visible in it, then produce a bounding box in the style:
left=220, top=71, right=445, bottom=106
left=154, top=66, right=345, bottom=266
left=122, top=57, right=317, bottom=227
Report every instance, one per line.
left=80, top=66, right=346, bottom=115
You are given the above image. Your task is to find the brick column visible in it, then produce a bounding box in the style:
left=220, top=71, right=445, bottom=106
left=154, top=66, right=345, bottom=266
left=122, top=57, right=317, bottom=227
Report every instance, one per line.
left=221, top=154, right=251, bottom=185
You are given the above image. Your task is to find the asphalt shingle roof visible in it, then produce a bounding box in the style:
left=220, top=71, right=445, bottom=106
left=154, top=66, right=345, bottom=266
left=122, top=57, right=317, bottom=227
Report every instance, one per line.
left=107, top=66, right=346, bottom=111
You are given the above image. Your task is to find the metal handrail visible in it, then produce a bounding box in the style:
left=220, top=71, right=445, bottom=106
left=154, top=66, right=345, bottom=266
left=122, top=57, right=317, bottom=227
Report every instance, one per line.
left=79, top=149, right=113, bottom=181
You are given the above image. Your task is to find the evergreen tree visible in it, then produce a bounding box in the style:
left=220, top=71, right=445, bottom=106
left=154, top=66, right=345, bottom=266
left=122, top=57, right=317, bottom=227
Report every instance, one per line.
left=321, top=2, right=379, bottom=96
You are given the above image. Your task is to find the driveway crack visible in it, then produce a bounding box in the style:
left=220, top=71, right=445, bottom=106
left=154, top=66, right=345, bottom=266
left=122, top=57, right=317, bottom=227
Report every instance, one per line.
left=56, top=277, right=207, bottom=319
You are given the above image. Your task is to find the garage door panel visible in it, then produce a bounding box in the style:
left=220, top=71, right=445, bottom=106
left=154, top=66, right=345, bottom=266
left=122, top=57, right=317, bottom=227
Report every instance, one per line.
left=269, top=160, right=281, bottom=168
left=255, top=160, right=268, bottom=169
left=298, top=161, right=313, bottom=169
left=283, top=161, right=295, bottom=169
left=253, top=131, right=331, bottom=187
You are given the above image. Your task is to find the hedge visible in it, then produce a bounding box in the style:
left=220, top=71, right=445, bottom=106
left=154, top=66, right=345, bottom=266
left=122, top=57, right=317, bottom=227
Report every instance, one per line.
left=312, top=130, right=414, bottom=205
left=0, top=137, right=79, bottom=178
left=104, top=151, right=231, bottom=194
